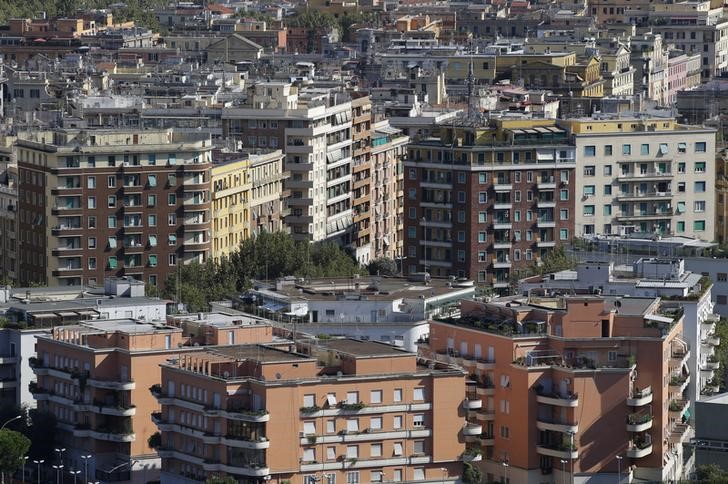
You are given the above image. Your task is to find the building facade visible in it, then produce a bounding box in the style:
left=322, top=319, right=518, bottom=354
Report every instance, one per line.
left=403, top=118, right=576, bottom=291
left=16, top=129, right=213, bottom=288
left=153, top=339, right=467, bottom=484
left=560, top=116, right=717, bottom=238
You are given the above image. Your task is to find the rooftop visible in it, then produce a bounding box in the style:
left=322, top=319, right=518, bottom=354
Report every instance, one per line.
left=208, top=344, right=312, bottom=363
left=320, top=338, right=414, bottom=357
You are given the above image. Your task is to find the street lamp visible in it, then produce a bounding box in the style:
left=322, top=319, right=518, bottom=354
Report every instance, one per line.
left=560, top=459, right=567, bottom=484
left=52, top=464, right=63, bottom=484
left=20, top=456, right=28, bottom=484
left=69, top=469, right=80, bottom=484
left=616, top=455, right=623, bottom=484
left=54, top=448, right=66, bottom=466
left=32, top=459, right=44, bottom=484
left=0, top=415, right=21, bottom=429
left=80, top=455, right=92, bottom=484
left=502, top=462, right=509, bottom=484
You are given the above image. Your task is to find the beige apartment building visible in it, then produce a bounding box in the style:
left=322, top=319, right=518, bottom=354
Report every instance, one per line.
left=152, top=339, right=467, bottom=483
left=420, top=294, right=692, bottom=483
left=560, top=116, right=716, bottom=238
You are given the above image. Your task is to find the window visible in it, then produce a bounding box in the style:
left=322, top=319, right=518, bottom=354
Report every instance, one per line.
left=640, top=144, right=649, bottom=155
left=478, top=192, right=487, bottom=204
left=413, top=440, right=424, bottom=454
left=584, top=166, right=595, bottom=176
left=393, top=388, right=402, bottom=402
left=478, top=173, right=487, bottom=184
left=622, top=144, right=631, bottom=155
left=696, top=142, right=707, bottom=153
left=408, top=227, right=416, bottom=239
left=168, top=194, right=177, bottom=205
left=370, top=416, right=382, bottom=430
left=169, top=254, right=177, bottom=266
left=87, top=176, right=96, bottom=189
left=695, top=201, right=706, bottom=212
left=500, top=425, right=510, bottom=438
left=88, top=197, right=96, bottom=209
left=107, top=195, right=116, bottom=208
left=478, top=212, right=487, bottom=223
left=413, top=414, right=424, bottom=427
left=346, top=445, right=358, bottom=459
left=560, top=209, right=568, bottom=220
left=718, top=273, right=728, bottom=282
left=370, top=443, right=382, bottom=457
left=346, top=419, right=359, bottom=432
left=604, top=145, right=613, bottom=156
left=393, top=415, right=402, bottom=429
left=347, top=391, right=359, bottom=404
left=148, top=255, right=158, bottom=267
left=678, top=182, right=686, bottom=192
left=603, top=205, right=612, bottom=216
left=303, top=394, right=315, bottom=407
left=371, top=471, right=383, bottom=483
left=148, top=175, right=157, bottom=187
left=413, top=387, right=424, bottom=401
left=168, top=234, right=177, bottom=246
left=370, top=390, right=382, bottom=404
left=659, top=143, right=668, bottom=154
left=393, top=442, right=403, bottom=456
left=413, top=469, right=425, bottom=481
left=167, top=174, right=177, bottom=186
left=678, top=142, right=687, bottom=153
left=88, top=216, right=96, bottom=229
left=88, top=237, right=96, bottom=249
left=695, top=181, right=706, bottom=192
left=560, top=228, right=569, bottom=240
left=457, top=191, right=466, bottom=203
left=583, top=185, right=595, bottom=196
left=604, top=165, right=612, bottom=176
left=346, top=472, right=360, bottom=484
left=168, top=213, right=177, bottom=225
left=584, top=146, right=596, bottom=156
left=560, top=171, right=569, bottom=183
left=149, top=235, right=157, bottom=247
left=107, top=176, right=116, bottom=188
left=560, top=189, right=569, bottom=201
left=303, top=421, right=316, bottom=435
left=583, top=205, right=595, bottom=216
left=478, top=232, right=486, bottom=243
left=694, top=220, right=706, bottom=231
left=88, top=258, right=96, bottom=270
left=678, top=162, right=686, bottom=173
left=695, top=162, right=706, bottom=173
left=718, top=295, right=727, bottom=305
left=677, top=221, right=685, bottom=233
left=108, top=256, right=118, bottom=269
left=108, top=216, right=116, bottom=228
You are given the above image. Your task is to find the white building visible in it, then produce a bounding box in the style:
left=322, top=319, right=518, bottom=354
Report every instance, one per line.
left=559, top=116, right=716, bottom=238
left=247, top=275, right=476, bottom=352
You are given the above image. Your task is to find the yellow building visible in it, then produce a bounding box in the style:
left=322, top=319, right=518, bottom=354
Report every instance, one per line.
left=211, top=157, right=252, bottom=259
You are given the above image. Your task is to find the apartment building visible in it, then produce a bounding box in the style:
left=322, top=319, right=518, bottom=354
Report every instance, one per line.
left=647, top=1, right=728, bottom=80
left=0, top=173, right=17, bottom=282
left=420, top=294, right=693, bottom=483
left=403, top=117, right=576, bottom=291
left=223, top=83, right=356, bottom=246
left=351, top=93, right=373, bottom=264
left=211, top=156, right=252, bottom=260
left=16, top=128, right=214, bottom=288
left=246, top=274, right=475, bottom=352
left=631, top=34, right=669, bottom=105
left=370, top=120, right=408, bottom=261
left=519, top=258, right=721, bottom=411
left=152, top=339, right=467, bottom=484
left=248, top=149, right=288, bottom=237
left=559, top=116, right=717, bottom=238
left=29, top=310, right=275, bottom=482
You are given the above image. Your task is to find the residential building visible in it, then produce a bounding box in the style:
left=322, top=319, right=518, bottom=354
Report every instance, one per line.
left=420, top=294, right=693, bottom=482
left=152, top=338, right=467, bottom=483
left=211, top=156, right=252, bottom=260
left=351, top=93, right=374, bottom=264
left=245, top=274, right=475, bottom=352
left=16, top=128, right=213, bottom=288
left=694, top=393, right=728, bottom=471
left=630, top=34, right=669, bottom=105
left=667, top=51, right=702, bottom=105
left=717, top=149, right=728, bottom=244
left=519, top=258, right=721, bottom=411
left=0, top=324, right=45, bottom=409
left=223, top=83, right=356, bottom=246
left=646, top=1, right=728, bottom=80
left=248, top=150, right=288, bottom=237
left=370, top=120, right=408, bottom=262
left=403, top=117, right=576, bottom=292
left=559, top=115, right=717, bottom=238
left=597, top=41, right=635, bottom=97
left=0, top=162, right=18, bottom=282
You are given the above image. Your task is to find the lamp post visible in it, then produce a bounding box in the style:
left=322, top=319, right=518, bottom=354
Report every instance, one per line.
left=0, top=415, right=21, bottom=429
left=32, top=459, right=44, bottom=484
left=21, top=455, right=28, bottom=483
left=80, top=455, right=92, bottom=484
left=616, top=455, right=623, bottom=484
left=69, top=470, right=80, bottom=484
left=54, top=448, right=66, bottom=467
left=560, top=459, right=567, bottom=484
left=52, top=464, right=63, bottom=484
left=502, top=461, right=509, bottom=484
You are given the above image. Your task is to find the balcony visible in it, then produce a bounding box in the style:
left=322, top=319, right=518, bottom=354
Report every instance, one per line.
left=462, top=448, right=483, bottom=463
left=493, top=258, right=511, bottom=269
left=0, top=379, right=17, bottom=389
left=72, top=425, right=135, bottom=443
left=669, top=374, right=690, bottom=395
left=537, top=218, right=556, bottom=228
left=463, top=398, right=483, bottom=410
left=493, top=181, right=512, bottom=191
left=476, top=409, right=496, bottom=421
left=537, top=239, right=557, bottom=248
left=493, top=202, right=512, bottom=210
left=616, top=191, right=672, bottom=201
left=669, top=423, right=693, bottom=445
left=669, top=348, right=691, bottom=370
left=705, top=335, right=721, bottom=346
left=704, top=358, right=720, bottom=371
left=463, top=423, right=483, bottom=436
left=157, top=449, right=269, bottom=477
left=536, top=418, right=579, bottom=434
left=476, top=359, right=496, bottom=370
left=87, top=378, right=135, bottom=390
left=626, top=437, right=652, bottom=458
left=537, top=199, right=556, bottom=208
left=616, top=171, right=672, bottom=182
left=626, top=412, right=653, bottom=432
left=536, top=443, right=578, bottom=460
left=536, top=391, right=579, bottom=407
left=493, top=241, right=512, bottom=249
left=537, top=176, right=557, bottom=190
left=479, top=434, right=495, bottom=446
left=493, top=220, right=512, bottom=230
left=669, top=399, right=690, bottom=419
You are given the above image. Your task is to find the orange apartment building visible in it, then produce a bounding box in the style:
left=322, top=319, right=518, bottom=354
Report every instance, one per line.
left=420, top=295, right=693, bottom=483
left=29, top=312, right=274, bottom=483
left=152, top=339, right=468, bottom=484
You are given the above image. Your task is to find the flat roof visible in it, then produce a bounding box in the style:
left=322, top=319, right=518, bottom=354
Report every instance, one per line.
left=321, top=339, right=414, bottom=357
left=209, top=345, right=312, bottom=363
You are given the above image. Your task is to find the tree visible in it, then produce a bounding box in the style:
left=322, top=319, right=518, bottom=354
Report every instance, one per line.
left=0, top=429, right=31, bottom=482
left=695, top=463, right=728, bottom=482
left=462, top=462, right=482, bottom=484
left=147, top=431, right=161, bottom=450
left=367, top=257, right=398, bottom=276
left=205, top=476, right=237, bottom=484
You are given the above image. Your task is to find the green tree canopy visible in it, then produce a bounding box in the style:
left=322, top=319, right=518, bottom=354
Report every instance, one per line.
left=0, top=429, right=31, bottom=478
left=205, top=475, right=237, bottom=484
left=695, top=463, right=728, bottom=482
left=367, top=257, right=398, bottom=276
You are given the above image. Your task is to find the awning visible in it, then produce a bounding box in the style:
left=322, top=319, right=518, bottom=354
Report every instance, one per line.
left=326, top=394, right=337, bottom=406
left=683, top=408, right=691, bottom=420
left=659, top=144, right=668, bottom=154
left=678, top=142, right=687, bottom=150
left=76, top=310, right=98, bottom=317
left=57, top=311, right=77, bottom=318
left=261, top=301, right=285, bottom=312
left=31, top=313, right=55, bottom=319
